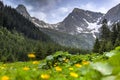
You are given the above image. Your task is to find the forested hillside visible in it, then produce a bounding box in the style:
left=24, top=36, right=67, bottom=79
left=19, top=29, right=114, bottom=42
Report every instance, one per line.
left=93, top=19, right=120, bottom=53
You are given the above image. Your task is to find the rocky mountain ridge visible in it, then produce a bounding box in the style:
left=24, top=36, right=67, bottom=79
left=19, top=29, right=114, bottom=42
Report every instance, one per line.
left=16, top=3, right=120, bottom=49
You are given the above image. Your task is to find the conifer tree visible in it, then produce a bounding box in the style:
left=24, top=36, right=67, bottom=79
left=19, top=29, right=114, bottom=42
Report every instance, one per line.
left=111, top=24, right=118, bottom=45
left=100, top=19, right=110, bottom=40
left=93, top=38, right=100, bottom=53
left=0, top=1, right=3, bottom=26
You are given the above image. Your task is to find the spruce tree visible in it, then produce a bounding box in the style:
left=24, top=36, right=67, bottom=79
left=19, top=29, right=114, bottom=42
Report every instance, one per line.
left=93, top=38, right=100, bottom=53
left=111, top=24, right=118, bottom=45
left=99, top=40, right=106, bottom=54
left=0, top=1, right=3, bottom=26
left=114, top=38, right=120, bottom=47
left=100, top=19, right=110, bottom=40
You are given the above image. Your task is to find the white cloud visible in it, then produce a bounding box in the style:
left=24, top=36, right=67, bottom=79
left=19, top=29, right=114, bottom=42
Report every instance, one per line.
left=80, top=3, right=108, bottom=13
left=3, top=0, right=16, bottom=8
left=46, top=6, right=73, bottom=23
left=58, top=7, right=69, bottom=13
left=31, top=11, right=47, bottom=22
left=79, top=0, right=120, bottom=13
left=26, top=5, right=33, bottom=11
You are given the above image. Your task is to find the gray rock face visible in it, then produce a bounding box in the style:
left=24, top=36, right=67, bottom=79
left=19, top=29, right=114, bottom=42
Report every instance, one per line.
left=16, top=4, right=56, bottom=29
left=101, top=3, right=120, bottom=24
left=57, top=8, right=104, bottom=34
left=31, top=17, right=58, bottom=29
left=16, top=4, right=31, bottom=19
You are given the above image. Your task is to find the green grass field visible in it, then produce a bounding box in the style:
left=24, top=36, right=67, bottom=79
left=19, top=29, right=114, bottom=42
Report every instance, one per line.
left=0, top=46, right=120, bottom=80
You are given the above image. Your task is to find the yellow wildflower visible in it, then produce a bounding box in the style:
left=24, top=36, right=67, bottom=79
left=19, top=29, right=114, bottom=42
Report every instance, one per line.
left=64, top=59, right=69, bottom=62
left=1, top=76, right=9, bottom=80
left=41, top=74, right=50, bottom=79
left=28, top=53, right=36, bottom=58
left=63, top=58, right=66, bottom=60
left=75, top=63, right=82, bottom=68
left=82, top=61, right=90, bottom=65
left=54, top=64, right=56, bottom=67
left=0, top=66, right=5, bottom=69
left=55, top=66, right=62, bottom=72
left=69, top=67, right=74, bottom=71
left=3, top=64, right=6, bottom=67
left=23, top=67, right=30, bottom=71
left=70, top=72, right=78, bottom=78
left=33, top=61, right=39, bottom=64
left=54, top=63, right=57, bottom=67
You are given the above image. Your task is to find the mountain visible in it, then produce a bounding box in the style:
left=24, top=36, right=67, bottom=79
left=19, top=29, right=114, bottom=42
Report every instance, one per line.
left=15, top=3, right=120, bottom=49
left=16, top=4, right=31, bottom=19
left=57, top=8, right=104, bottom=35
left=16, top=4, right=57, bottom=29
left=16, top=5, right=102, bottom=49
left=100, top=3, right=120, bottom=25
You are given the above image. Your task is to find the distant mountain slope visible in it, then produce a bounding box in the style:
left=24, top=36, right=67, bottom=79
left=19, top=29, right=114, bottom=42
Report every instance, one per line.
left=16, top=4, right=57, bottom=29
left=40, top=28, right=95, bottom=49
left=57, top=8, right=104, bottom=34
left=15, top=3, right=120, bottom=49
left=101, top=3, right=120, bottom=24
left=16, top=4, right=31, bottom=19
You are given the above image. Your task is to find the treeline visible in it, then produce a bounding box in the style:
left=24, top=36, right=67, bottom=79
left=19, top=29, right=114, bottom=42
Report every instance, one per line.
left=93, top=19, right=120, bottom=53
left=0, top=26, right=88, bottom=62
left=0, top=1, right=88, bottom=62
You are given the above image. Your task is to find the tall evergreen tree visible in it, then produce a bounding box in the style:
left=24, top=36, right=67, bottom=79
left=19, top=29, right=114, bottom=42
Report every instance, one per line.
left=111, top=24, right=118, bottom=45
left=100, top=19, right=110, bottom=40
left=99, top=40, right=107, bottom=54
left=93, top=38, right=100, bottom=53
left=0, top=1, right=3, bottom=26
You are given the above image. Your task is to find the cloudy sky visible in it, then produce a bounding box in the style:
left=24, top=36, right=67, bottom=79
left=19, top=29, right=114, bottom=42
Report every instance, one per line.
left=3, top=0, right=120, bottom=24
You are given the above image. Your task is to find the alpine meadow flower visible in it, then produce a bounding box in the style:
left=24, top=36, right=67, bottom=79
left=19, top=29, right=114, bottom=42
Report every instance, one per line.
left=1, top=76, right=9, bottom=80
left=23, top=67, right=30, bottom=71
left=28, top=53, right=36, bottom=58
left=41, top=74, right=50, bottom=79
left=82, top=61, right=90, bottom=65
left=32, top=61, right=39, bottom=64
left=70, top=72, right=78, bottom=78
left=55, top=66, right=62, bottom=72
left=69, top=67, right=74, bottom=71
left=75, top=63, right=82, bottom=68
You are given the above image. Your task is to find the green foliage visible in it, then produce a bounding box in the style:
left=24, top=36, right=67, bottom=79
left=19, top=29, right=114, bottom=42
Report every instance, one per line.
left=93, top=38, right=100, bottom=53
left=93, top=19, right=120, bottom=53
left=0, top=46, right=120, bottom=80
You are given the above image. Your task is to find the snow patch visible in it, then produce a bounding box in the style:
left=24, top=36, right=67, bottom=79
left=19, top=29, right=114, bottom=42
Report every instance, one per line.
left=83, top=18, right=102, bottom=33
left=108, top=21, right=113, bottom=26
left=83, top=18, right=102, bottom=38
left=76, top=26, right=83, bottom=33
left=72, top=16, right=74, bottom=19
